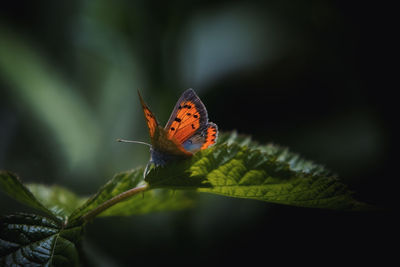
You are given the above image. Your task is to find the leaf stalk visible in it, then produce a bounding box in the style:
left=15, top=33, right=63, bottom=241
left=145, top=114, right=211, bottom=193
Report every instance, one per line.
left=81, top=183, right=149, bottom=223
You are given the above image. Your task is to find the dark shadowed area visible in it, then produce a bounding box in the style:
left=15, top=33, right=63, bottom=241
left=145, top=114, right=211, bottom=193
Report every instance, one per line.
left=0, top=0, right=396, bottom=266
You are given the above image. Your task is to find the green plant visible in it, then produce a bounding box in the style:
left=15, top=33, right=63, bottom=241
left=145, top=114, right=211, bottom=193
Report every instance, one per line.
left=0, top=132, right=370, bottom=266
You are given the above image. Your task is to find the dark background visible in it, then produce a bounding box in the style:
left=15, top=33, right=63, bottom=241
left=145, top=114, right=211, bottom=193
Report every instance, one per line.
left=0, top=1, right=396, bottom=266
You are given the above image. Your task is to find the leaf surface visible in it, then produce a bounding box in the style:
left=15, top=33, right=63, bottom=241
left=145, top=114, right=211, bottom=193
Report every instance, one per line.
left=146, top=132, right=370, bottom=211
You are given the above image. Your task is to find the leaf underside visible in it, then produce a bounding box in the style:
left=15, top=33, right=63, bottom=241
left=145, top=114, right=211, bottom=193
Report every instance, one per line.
left=0, top=213, right=82, bottom=267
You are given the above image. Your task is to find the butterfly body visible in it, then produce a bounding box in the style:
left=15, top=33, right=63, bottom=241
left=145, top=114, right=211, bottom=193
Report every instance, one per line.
left=138, top=89, right=218, bottom=168
left=147, top=125, right=191, bottom=166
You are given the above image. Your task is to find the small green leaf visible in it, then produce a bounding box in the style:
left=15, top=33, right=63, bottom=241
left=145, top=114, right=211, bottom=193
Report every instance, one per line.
left=69, top=168, right=194, bottom=223
left=146, top=132, right=370, bottom=211
left=27, top=184, right=88, bottom=219
left=0, top=171, right=55, bottom=218
left=0, top=213, right=83, bottom=267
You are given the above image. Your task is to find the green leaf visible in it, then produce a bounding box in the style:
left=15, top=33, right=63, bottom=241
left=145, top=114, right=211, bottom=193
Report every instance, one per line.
left=0, top=171, right=55, bottom=219
left=0, top=213, right=83, bottom=267
left=69, top=168, right=194, bottom=223
left=27, top=184, right=88, bottom=219
left=146, top=132, right=370, bottom=211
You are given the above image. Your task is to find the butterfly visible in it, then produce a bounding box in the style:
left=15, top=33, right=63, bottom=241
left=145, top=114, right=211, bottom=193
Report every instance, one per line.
left=119, top=88, right=218, bottom=176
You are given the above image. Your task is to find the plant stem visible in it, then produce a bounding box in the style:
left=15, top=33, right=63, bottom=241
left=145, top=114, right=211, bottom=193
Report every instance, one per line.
left=81, top=183, right=149, bottom=223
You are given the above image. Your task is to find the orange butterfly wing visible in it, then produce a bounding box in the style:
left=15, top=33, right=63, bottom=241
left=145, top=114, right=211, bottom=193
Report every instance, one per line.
left=138, top=90, right=158, bottom=138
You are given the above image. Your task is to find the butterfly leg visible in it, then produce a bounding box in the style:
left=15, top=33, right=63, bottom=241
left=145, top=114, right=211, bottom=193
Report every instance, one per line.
left=143, top=160, right=153, bottom=178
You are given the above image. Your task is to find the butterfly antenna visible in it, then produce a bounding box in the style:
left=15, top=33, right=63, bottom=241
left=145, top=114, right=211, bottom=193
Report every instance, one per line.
left=116, top=139, right=152, bottom=147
